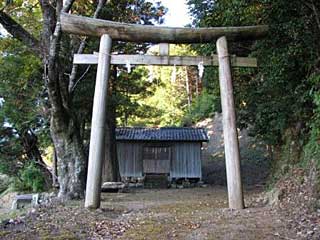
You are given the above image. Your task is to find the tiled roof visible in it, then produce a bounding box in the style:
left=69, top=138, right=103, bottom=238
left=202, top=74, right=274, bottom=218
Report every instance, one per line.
left=116, top=127, right=209, bottom=142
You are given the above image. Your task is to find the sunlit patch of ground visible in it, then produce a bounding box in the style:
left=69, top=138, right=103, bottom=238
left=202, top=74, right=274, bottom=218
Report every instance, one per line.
left=111, top=188, right=295, bottom=240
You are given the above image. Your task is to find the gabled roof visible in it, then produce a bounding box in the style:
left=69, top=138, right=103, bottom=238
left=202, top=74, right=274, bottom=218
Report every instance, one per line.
left=116, top=127, right=209, bottom=142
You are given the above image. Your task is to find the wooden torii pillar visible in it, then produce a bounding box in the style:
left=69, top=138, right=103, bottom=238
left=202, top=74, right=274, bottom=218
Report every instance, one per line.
left=85, top=34, right=112, bottom=208
left=217, top=37, right=244, bottom=209
left=61, top=13, right=268, bottom=209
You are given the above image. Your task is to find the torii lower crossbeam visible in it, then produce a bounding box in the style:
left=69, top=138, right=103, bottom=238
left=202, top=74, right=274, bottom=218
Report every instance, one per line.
left=74, top=54, right=257, bottom=67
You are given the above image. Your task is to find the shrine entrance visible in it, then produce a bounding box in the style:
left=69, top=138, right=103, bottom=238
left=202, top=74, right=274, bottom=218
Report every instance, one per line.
left=60, top=13, right=268, bottom=210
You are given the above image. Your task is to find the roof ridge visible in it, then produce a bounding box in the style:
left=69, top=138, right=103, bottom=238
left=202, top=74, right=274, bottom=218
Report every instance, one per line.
left=116, top=127, right=205, bottom=129
left=115, top=127, right=209, bottom=142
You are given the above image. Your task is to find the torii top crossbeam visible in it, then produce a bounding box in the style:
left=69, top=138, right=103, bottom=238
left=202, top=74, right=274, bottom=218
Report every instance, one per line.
left=61, top=13, right=268, bottom=43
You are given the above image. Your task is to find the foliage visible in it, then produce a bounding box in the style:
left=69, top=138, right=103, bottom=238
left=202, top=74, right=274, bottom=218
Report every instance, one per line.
left=12, top=162, right=46, bottom=193
left=119, top=65, right=186, bottom=126
left=304, top=73, right=320, bottom=162
left=301, top=73, right=320, bottom=194
left=0, top=174, right=11, bottom=194
left=135, top=78, right=187, bottom=126
left=0, top=39, right=42, bottom=129
left=187, top=0, right=320, bottom=145
left=0, top=0, right=42, bottom=38
left=182, top=89, right=217, bottom=125
left=116, top=66, right=157, bottom=126
left=0, top=38, right=47, bottom=176
left=120, top=44, right=199, bottom=127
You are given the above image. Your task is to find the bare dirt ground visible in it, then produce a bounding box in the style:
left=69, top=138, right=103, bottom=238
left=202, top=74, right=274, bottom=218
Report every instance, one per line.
left=0, top=187, right=297, bottom=240
left=1, top=115, right=315, bottom=239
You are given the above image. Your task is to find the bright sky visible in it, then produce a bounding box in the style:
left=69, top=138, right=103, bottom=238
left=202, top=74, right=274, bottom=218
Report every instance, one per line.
left=0, top=25, right=8, bottom=37
left=152, top=0, right=192, bottom=27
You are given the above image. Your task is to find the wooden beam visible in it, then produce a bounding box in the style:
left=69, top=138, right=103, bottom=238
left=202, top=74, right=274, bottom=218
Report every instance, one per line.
left=217, top=36, right=244, bottom=210
left=61, top=13, right=268, bottom=43
left=73, top=54, right=257, bottom=68
left=85, top=34, right=112, bottom=209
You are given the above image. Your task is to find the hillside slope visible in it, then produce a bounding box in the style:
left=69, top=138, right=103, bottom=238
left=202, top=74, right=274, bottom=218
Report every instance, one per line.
left=196, top=113, right=271, bottom=187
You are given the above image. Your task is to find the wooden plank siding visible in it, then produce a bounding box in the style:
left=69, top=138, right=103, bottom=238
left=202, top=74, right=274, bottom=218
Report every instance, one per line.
left=171, top=142, right=202, bottom=179
left=143, top=146, right=171, bottom=174
left=115, top=141, right=202, bottom=180
left=117, top=142, right=143, bottom=177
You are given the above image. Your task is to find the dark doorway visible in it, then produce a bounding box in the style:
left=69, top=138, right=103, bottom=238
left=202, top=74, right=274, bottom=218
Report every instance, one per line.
left=143, top=146, right=171, bottom=174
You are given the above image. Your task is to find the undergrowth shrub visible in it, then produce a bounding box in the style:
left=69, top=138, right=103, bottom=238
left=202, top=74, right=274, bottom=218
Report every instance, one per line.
left=267, top=76, right=320, bottom=200
left=302, top=87, right=320, bottom=199
left=303, top=139, right=320, bottom=207
left=12, top=162, right=45, bottom=193
left=0, top=174, right=11, bottom=194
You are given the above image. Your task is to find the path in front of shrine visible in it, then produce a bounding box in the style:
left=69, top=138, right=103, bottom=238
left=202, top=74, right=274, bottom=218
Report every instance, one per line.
left=0, top=187, right=296, bottom=239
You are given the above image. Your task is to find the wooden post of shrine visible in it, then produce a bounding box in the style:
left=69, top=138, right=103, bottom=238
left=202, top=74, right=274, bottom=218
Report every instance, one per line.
left=216, top=36, right=244, bottom=209
left=85, top=34, right=112, bottom=209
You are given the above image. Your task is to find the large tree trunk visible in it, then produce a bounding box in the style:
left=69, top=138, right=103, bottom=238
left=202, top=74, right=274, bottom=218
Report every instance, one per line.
left=50, top=117, right=86, bottom=199
left=102, top=66, right=120, bottom=182
left=41, top=0, right=87, bottom=199
left=102, top=117, right=120, bottom=182
left=52, top=147, right=58, bottom=187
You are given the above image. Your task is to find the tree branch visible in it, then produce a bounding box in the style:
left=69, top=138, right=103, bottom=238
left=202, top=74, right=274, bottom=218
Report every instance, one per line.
left=0, top=10, right=41, bottom=55
left=62, top=0, right=75, bottom=13
left=38, top=0, right=56, bottom=57
left=42, top=0, right=76, bottom=115
left=71, top=65, right=91, bottom=92
left=68, top=0, right=107, bottom=93
left=303, top=0, right=320, bottom=33
left=310, top=0, right=320, bottom=33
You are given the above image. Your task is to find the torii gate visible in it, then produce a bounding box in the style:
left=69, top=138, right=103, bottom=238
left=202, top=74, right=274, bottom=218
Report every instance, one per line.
left=60, top=13, right=268, bottom=210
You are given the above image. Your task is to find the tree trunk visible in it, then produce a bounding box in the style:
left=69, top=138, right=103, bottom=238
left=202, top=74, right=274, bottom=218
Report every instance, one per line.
left=50, top=117, right=86, bottom=199
left=196, top=76, right=199, bottom=97
left=52, top=147, right=58, bottom=187
left=185, top=66, right=191, bottom=109
left=102, top=117, right=120, bottom=182
left=102, top=66, right=120, bottom=182
left=42, top=1, right=87, bottom=200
